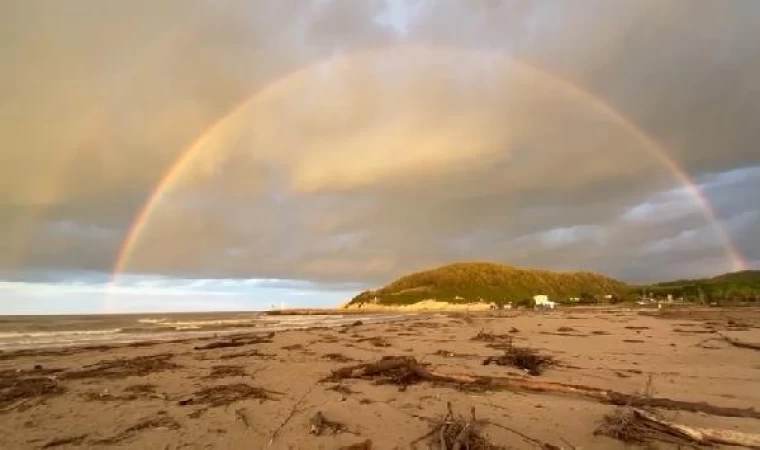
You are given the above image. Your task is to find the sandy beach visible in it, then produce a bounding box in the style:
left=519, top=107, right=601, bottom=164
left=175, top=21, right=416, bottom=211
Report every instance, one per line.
left=1, top=307, right=759, bottom=449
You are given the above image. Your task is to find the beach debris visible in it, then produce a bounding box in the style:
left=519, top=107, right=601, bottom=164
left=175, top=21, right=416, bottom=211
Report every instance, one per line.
left=42, top=434, right=89, bottom=448
left=0, top=370, right=66, bottom=411
left=64, top=353, right=178, bottom=380
left=597, top=407, right=760, bottom=448
left=81, top=389, right=138, bottom=402
left=269, top=384, right=317, bottom=445
left=673, top=328, right=715, bottom=334
left=194, top=332, right=274, bottom=350
left=557, top=326, right=576, bottom=332
left=202, top=364, right=247, bottom=379
left=323, top=352, right=354, bottom=362
left=219, top=349, right=275, bottom=360
left=282, top=343, right=305, bottom=351
left=124, top=383, right=157, bottom=394
left=719, top=333, right=760, bottom=351
left=324, top=356, right=436, bottom=388
left=411, top=402, right=504, bottom=450
left=309, top=411, right=347, bottom=435
left=471, top=329, right=512, bottom=342
left=180, top=383, right=279, bottom=408
left=118, top=384, right=167, bottom=400
left=482, top=342, right=556, bottom=376
left=91, top=412, right=180, bottom=445
left=315, top=334, right=340, bottom=344
left=0, top=345, right=113, bottom=362
left=338, top=439, right=372, bottom=450
left=235, top=407, right=251, bottom=429
left=325, top=357, right=760, bottom=418
left=326, top=383, right=357, bottom=395
left=433, top=350, right=476, bottom=359
left=357, top=336, right=391, bottom=348
left=194, top=340, right=247, bottom=350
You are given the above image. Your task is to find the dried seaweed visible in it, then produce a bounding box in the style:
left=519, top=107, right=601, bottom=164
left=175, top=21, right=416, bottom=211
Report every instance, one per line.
left=483, top=346, right=555, bottom=376
left=202, top=365, right=246, bottom=379
left=64, top=354, right=178, bottom=380
left=0, top=374, right=66, bottom=410
left=42, top=434, right=88, bottom=448
left=92, top=413, right=180, bottom=445
left=181, top=383, right=279, bottom=408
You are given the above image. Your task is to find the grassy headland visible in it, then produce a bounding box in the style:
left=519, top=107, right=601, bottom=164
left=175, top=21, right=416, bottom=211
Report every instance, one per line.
left=346, top=262, right=629, bottom=307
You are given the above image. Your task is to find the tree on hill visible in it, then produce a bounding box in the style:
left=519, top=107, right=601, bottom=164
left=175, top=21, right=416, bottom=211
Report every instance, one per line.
left=636, top=270, right=760, bottom=303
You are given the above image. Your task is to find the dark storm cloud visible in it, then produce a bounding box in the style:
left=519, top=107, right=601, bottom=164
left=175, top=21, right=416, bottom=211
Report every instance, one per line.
left=1, top=0, right=758, bottom=286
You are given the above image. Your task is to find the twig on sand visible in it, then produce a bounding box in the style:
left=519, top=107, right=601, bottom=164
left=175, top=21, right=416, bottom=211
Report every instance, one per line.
left=235, top=408, right=251, bottom=429
left=268, top=384, right=316, bottom=445
left=487, top=421, right=555, bottom=449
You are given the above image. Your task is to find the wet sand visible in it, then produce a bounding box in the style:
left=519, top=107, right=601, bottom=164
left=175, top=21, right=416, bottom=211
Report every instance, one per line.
left=1, top=307, right=759, bottom=449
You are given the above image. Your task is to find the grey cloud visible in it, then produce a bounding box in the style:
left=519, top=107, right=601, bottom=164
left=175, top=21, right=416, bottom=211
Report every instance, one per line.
left=1, top=1, right=759, bottom=287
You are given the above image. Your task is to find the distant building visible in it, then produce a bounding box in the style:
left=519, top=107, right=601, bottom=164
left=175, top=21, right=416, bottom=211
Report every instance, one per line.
left=533, top=295, right=556, bottom=309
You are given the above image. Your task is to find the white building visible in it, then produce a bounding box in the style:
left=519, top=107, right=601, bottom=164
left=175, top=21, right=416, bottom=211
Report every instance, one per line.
left=533, top=294, right=556, bottom=309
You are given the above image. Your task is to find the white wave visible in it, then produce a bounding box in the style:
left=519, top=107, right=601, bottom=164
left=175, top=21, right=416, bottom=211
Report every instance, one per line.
left=0, top=328, right=122, bottom=340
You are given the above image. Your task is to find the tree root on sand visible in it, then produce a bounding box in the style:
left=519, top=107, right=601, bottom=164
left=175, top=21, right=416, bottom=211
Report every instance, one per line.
left=411, top=402, right=504, bottom=450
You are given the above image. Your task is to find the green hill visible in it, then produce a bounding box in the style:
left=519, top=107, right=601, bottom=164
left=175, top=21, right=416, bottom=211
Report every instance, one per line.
left=347, top=262, right=630, bottom=306
left=641, top=270, right=760, bottom=302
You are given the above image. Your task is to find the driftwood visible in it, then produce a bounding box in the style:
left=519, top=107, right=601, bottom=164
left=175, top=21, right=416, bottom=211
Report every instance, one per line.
left=634, top=408, right=760, bottom=447
left=326, top=357, right=760, bottom=419
left=720, top=333, right=760, bottom=351
left=599, top=408, right=760, bottom=448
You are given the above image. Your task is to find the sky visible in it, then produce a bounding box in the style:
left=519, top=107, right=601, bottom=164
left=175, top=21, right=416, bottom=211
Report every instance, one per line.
left=1, top=1, right=759, bottom=314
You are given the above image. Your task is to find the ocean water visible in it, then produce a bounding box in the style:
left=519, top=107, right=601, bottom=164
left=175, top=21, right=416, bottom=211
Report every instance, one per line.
left=0, top=312, right=407, bottom=351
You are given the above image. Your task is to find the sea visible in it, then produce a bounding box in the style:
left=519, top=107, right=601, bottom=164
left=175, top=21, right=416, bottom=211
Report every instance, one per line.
left=0, top=311, right=408, bottom=351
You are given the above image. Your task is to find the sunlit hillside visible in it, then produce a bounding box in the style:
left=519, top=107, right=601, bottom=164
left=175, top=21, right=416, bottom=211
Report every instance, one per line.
left=347, top=262, right=629, bottom=306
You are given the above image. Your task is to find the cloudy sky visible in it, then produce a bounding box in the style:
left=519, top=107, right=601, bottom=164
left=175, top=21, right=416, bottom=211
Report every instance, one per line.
left=2, top=1, right=758, bottom=313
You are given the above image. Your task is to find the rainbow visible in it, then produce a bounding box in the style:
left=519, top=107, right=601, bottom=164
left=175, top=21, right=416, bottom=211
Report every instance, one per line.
left=111, top=44, right=746, bottom=283
left=8, top=19, right=198, bottom=273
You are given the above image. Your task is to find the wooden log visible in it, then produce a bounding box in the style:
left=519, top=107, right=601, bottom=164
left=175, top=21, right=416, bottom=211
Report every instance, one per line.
left=327, top=357, right=760, bottom=419
left=720, top=333, right=760, bottom=351
left=633, top=408, right=760, bottom=448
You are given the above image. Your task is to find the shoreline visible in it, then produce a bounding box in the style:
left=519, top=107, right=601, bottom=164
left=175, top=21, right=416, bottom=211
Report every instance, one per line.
left=0, top=313, right=410, bottom=352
